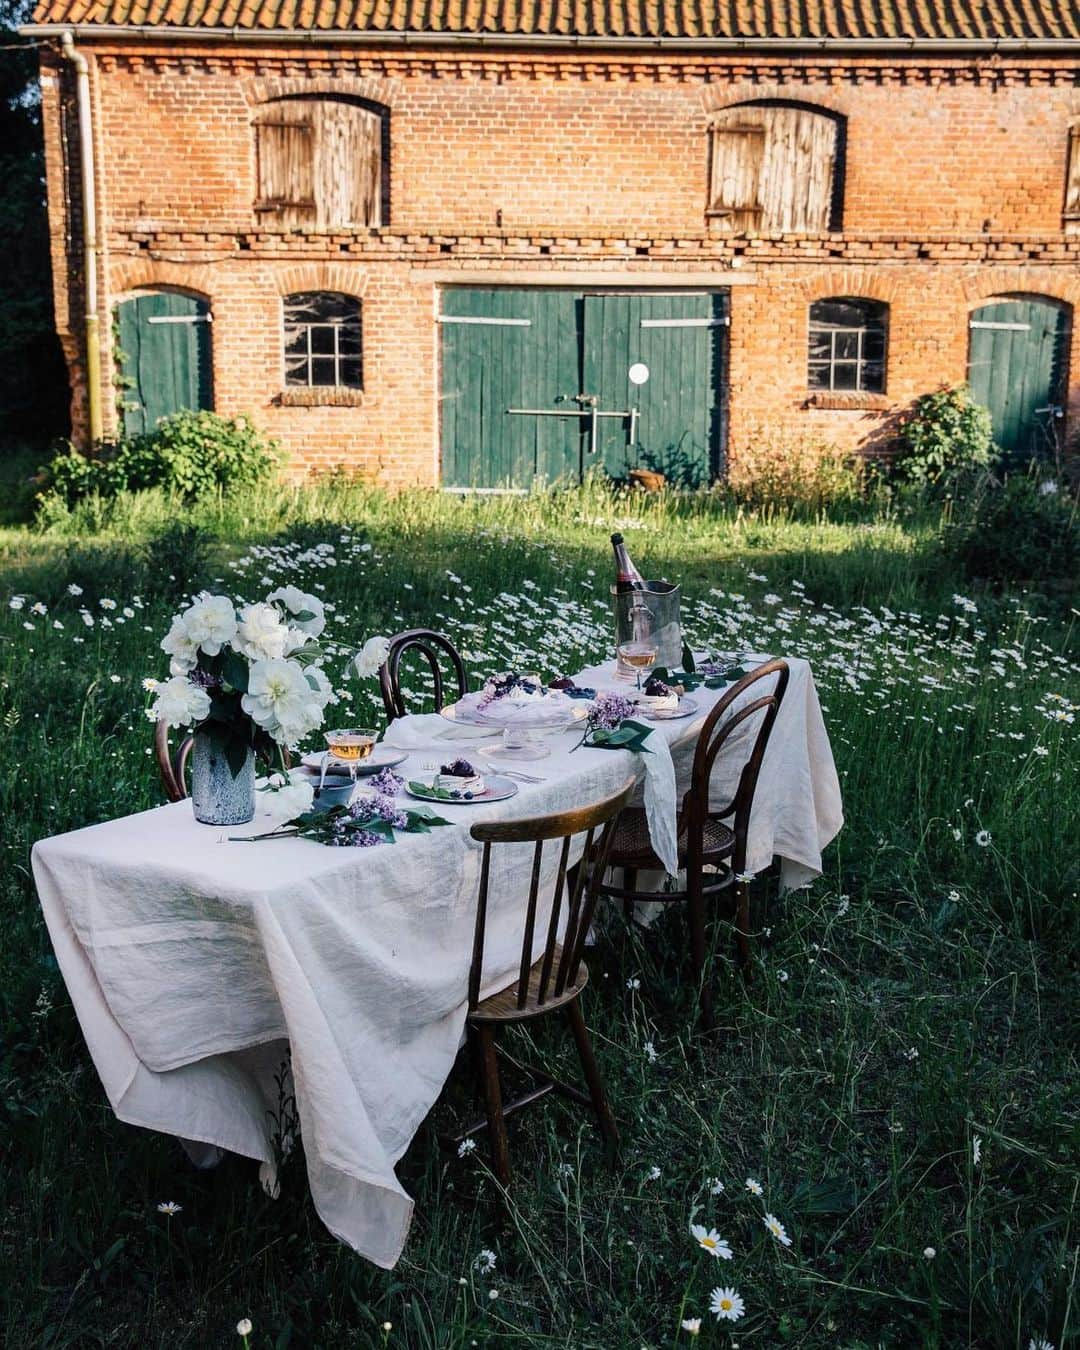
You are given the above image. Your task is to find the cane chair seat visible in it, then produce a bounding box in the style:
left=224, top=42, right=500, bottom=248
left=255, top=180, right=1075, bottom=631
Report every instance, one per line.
left=470, top=945, right=588, bottom=1024
left=609, top=807, right=736, bottom=869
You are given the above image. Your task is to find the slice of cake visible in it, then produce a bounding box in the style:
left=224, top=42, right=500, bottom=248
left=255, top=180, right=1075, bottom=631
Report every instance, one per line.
left=434, top=758, right=486, bottom=798
left=637, top=677, right=680, bottom=714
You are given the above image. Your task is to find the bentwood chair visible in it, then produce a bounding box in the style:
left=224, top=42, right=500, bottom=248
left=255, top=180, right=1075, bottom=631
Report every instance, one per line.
left=378, top=628, right=469, bottom=722
left=455, top=779, right=635, bottom=1187
left=594, top=660, right=790, bottom=1019
left=155, top=720, right=193, bottom=802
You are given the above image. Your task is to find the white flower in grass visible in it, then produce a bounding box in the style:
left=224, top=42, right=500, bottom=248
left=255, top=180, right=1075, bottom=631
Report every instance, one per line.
left=487, top=1289, right=499, bottom=1301
left=972, top=1135, right=982, bottom=1166
left=763, top=1212, right=792, bottom=1246
left=457, top=1137, right=476, bottom=1158
left=974, top=830, right=992, bottom=847
left=181, top=594, right=238, bottom=656
left=261, top=773, right=315, bottom=822
left=156, top=1200, right=182, bottom=1215
left=353, top=634, right=391, bottom=679
left=236, top=601, right=294, bottom=661
left=681, top=1317, right=701, bottom=1335
left=708, top=1177, right=725, bottom=1195
left=1029, top=1339, right=1054, bottom=1350
left=709, top=1287, right=745, bottom=1322
left=745, top=1177, right=763, bottom=1196
left=923, top=1247, right=936, bottom=1259
left=67, top=583, right=83, bottom=596
left=30, top=601, right=48, bottom=616
left=644, top=1041, right=658, bottom=1063
left=161, top=614, right=200, bottom=674
left=236, top=1319, right=252, bottom=1338
left=268, top=584, right=326, bottom=639
left=8, top=595, right=25, bottom=610
left=645, top=1165, right=661, bottom=1182
left=142, top=677, right=160, bottom=693
left=474, top=1248, right=496, bottom=1273
left=690, top=1224, right=733, bottom=1260
left=152, top=676, right=211, bottom=730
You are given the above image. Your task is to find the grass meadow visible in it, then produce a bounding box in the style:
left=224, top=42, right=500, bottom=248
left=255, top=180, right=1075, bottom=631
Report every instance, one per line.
left=0, top=476, right=1076, bottom=1349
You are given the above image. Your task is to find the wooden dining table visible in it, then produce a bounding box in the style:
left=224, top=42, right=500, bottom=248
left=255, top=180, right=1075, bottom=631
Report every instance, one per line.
left=31, top=652, right=842, bottom=1268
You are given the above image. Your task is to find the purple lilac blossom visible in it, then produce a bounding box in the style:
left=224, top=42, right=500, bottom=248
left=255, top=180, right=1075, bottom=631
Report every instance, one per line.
left=368, top=767, right=404, bottom=795
left=590, top=692, right=636, bottom=731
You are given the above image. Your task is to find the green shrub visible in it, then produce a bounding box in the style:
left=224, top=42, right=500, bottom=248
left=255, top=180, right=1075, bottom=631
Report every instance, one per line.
left=895, top=386, right=995, bottom=488
left=37, top=410, right=283, bottom=511
left=948, top=473, right=1078, bottom=590
left=726, top=431, right=866, bottom=511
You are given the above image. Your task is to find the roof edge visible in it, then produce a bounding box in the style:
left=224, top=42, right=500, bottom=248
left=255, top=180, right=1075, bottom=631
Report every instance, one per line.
left=20, top=24, right=1080, bottom=53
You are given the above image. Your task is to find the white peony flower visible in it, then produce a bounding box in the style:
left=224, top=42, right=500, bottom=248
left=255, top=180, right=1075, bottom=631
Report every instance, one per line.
left=160, top=614, right=200, bottom=674
left=242, top=658, right=322, bottom=745
left=267, top=585, right=326, bottom=639
left=152, top=676, right=211, bottom=729
left=236, top=602, right=294, bottom=661
left=262, top=773, right=315, bottom=822
left=180, top=594, right=238, bottom=656
left=353, top=635, right=391, bottom=679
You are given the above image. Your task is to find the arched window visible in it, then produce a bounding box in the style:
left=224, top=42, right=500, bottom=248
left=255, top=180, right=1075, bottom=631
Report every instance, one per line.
left=255, top=96, right=387, bottom=230
left=283, top=293, right=362, bottom=389
left=808, top=298, right=887, bottom=393
left=708, top=102, right=844, bottom=233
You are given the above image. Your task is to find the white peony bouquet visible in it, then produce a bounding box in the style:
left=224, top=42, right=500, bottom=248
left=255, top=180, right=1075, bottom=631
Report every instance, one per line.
left=150, top=586, right=335, bottom=777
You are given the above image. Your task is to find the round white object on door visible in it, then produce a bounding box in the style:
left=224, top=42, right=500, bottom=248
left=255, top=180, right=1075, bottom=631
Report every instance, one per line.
left=628, top=363, right=650, bottom=386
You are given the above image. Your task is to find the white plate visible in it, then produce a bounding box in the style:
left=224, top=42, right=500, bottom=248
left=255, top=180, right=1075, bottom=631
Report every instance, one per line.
left=637, top=694, right=701, bottom=721
left=301, top=748, right=407, bottom=777
left=405, top=774, right=519, bottom=805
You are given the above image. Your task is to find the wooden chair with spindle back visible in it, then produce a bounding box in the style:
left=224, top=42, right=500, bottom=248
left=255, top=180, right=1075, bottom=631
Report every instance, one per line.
left=594, top=660, right=790, bottom=1019
left=379, top=628, right=469, bottom=723
left=458, top=779, right=636, bottom=1187
left=155, top=719, right=193, bottom=802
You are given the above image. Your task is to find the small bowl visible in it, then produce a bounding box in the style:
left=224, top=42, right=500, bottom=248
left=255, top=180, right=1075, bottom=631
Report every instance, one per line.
left=324, top=727, right=378, bottom=763
left=311, top=779, right=356, bottom=811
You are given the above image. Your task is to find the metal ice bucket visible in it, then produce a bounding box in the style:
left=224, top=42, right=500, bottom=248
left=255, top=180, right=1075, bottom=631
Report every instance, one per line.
left=611, top=580, right=682, bottom=675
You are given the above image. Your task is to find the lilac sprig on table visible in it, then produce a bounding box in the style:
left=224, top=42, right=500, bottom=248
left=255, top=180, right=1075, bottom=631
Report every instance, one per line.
left=367, top=766, right=405, bottom=796
left=570, top=691, right=653, bottom=754
left=233, top=793, right=450, bottom=847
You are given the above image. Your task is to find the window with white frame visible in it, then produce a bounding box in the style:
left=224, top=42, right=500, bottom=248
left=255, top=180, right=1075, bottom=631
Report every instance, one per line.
left=283, top=292, right=362, bottom=389
left=807, top=297, right=887, bottom=393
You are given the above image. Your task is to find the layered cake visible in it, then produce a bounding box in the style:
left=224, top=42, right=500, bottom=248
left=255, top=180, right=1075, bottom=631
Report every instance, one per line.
left=637, top=677, right=680, bottom=714
left=479, top=671, right=546, bottom=707
left=434, top=759, right=486, bottom=798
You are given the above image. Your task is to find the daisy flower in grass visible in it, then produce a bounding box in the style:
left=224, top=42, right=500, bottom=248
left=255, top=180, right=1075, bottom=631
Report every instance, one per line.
left=975, top=830, right=992, bottom=847
left=1028, top=1339, right=1055, bottom=1350
left=709, top=1287, right=745, bottom=1322
left=681, top=1317, right=701, bottom=1335
left=156, top=1201, right=182, bottom=1215
left=745, top=1177, right=763, bottom=1196
left=690, top=1224, right=733, bottom=1260
left=763, top=1212, right=792, bottom=1246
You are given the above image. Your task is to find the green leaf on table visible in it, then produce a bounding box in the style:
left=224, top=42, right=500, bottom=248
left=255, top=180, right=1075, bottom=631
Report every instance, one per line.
left=404, top=807, right=452, bottom=830
left=408, top=780, right=453, bottom=800
left=589, top=719, right=653, bottom=754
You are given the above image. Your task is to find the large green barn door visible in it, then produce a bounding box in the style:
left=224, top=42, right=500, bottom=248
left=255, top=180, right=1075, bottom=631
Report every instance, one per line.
left=581, top=292, right=726, bottom=485
left=440, top=289, right=580, bottom=489
left=967, top=298, right=1069, bottom=462
left=116, top=291, right=213, bottom=437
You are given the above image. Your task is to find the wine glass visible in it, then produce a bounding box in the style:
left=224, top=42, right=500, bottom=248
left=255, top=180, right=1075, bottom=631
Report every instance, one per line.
left=617, top=639, right=659, bottom=691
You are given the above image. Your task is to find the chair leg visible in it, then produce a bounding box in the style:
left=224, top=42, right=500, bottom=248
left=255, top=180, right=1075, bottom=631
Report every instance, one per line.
left=565, top=1000, right=620, bottom=1155
left=474, top=1023, right=511, bottom=1188
left=687, top=887, right=714, bottom=1030
left=622, top=866, right=638, bottom=924
left=734, top=881, right=753, bottom=980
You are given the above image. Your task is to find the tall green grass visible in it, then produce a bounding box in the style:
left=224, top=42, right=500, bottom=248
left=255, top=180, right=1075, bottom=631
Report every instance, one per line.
left=0, top=479, right=1075, bottom=1349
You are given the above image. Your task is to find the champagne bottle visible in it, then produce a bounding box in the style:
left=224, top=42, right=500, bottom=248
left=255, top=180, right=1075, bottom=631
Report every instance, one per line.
left=611, top=533, right=646, bottom=593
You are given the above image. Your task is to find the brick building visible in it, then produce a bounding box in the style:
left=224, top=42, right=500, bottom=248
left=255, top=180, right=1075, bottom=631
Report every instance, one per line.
left=25, top=1, right=1080, bottom=488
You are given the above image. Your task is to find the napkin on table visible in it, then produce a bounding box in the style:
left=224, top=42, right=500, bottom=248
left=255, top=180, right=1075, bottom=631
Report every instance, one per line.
left=381, top=714, right=499, bottom=748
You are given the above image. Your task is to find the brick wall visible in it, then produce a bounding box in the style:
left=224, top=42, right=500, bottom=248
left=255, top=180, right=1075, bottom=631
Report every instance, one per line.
left=38, top=42, right=1080, bottom=481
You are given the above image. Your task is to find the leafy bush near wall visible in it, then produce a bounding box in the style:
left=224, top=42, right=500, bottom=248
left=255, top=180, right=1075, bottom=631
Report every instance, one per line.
left=725, top=432, right=866, bottom=511
left=894, top=386, right=996, bottom=487
left=36, top=411, right=283, bottom=515
left=947, top=472, right=1078, bottom=591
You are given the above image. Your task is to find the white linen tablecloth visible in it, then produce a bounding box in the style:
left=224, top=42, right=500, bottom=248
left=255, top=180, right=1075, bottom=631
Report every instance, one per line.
left=31, top=655, right=841, bottom=1268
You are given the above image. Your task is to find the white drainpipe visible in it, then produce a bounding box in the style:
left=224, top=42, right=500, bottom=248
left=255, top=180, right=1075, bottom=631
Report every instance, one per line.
left=61, top=30, right=104, bottom=444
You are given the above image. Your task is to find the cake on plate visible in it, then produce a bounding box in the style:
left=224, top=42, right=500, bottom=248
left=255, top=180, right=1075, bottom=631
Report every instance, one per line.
left=637, top=677, right=680, bottom=714
left=478, top=671, right=546, bottom=707
left=434, top=758, right=486, bottom=798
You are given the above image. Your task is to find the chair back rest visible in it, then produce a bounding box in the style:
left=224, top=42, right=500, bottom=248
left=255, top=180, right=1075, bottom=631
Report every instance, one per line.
left=685, top=659, right=790, bottom=871
left=468, top=779, right=636, bottom=1012
left=155, top=719, right=193, bottom=802
left=379, top=628, right=468, bottom=722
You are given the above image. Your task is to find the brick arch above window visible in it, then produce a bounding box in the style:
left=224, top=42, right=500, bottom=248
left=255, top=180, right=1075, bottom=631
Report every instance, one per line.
left=796, top=269, right=903, bottom=307
left=959, top=270, right=1080, bottom=310
left=273, top=265, right=370, bottom=298
left=246, top=76, right=400, bottom=111
left=706, top=100, right=846, bottom=234
left=111, top=260, right=216, bottom=300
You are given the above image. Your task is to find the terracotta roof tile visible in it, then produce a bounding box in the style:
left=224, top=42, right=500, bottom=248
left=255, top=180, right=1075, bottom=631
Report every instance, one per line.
left=29, top=0, right=1080, bottom=39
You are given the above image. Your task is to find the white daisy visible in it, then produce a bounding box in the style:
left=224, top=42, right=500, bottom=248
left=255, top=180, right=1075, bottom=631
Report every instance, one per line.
left=745, top=1177, right=763, bottom=1196
left=690, top=1224, right=733, bottom=1260
left=763, top=1212, right=792, bottom=1246
left=680, top=1317, right=701, bottom=1335
left=156, top=1200, right=182, bottom=1216
left=709, top=1287, right=745, bottom=1322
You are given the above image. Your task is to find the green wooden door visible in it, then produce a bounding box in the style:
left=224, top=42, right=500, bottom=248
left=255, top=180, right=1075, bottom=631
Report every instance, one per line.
left=116, top=291, right=213, bottom=436
left=440, top=289, right=580, bottom=489
left=967, top=298, right=1069, bottom=462
left=440, top=288, right=726, bottom=488
left=581, top=292, right=726, bottom=485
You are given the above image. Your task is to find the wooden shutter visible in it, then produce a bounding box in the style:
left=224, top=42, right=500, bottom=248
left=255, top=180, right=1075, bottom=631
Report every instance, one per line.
left=708, top=123, right=766, bottom=229
left=255, top=102, right=316, bottom=226
left=1065, top=124, right=1080, bottom=230
left=708, top=104, right=838, bottom=233
left=314, top=100, right=383, bottom=229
